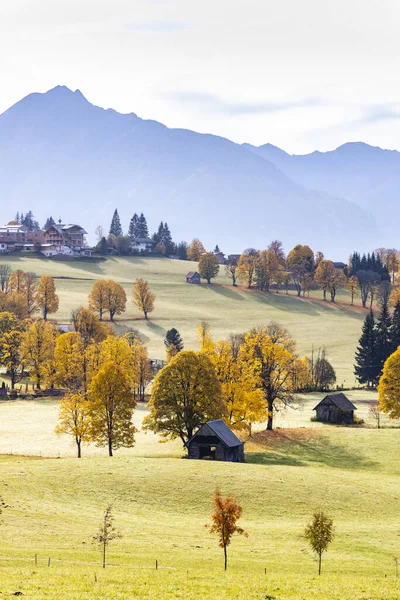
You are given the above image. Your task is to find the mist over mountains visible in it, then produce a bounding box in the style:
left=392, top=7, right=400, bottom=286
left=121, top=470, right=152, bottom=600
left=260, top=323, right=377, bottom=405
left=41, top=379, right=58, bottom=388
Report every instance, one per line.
left=0, top=86, right=393, bottom=257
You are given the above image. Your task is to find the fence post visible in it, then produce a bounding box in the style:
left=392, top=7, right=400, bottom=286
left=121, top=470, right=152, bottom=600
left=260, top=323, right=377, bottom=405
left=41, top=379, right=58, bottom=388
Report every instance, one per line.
left=156, top=559, right=158, bottom=570
left=48, top=557, right=51, bottom=567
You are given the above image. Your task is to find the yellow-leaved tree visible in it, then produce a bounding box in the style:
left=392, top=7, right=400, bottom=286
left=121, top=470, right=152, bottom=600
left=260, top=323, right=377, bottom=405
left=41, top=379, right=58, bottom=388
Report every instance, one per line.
left=378, top=347, right=400, bottom=420
left=37, top=275, right=59, bottom=320
left=88, top=362, right=137, bottom=456
left=104, top=281, right=127, bottom=322
left=54, top=332, right=85, bottom=391
left=88, top=280, right=111, bottom=321
left=187, top=238, right=205, bottom=262
left=237, top=249, right=259, bottom=289
left=55, top=392, right=91, bottom=458
left=198, top=252, right=220, bottom=284
left=22, top=320, right=58, bottom=390
left=132, top=278, right=155, bottom=320
left=197, top=321, right=215, bottom=354
left=143, top=350, right=225, bottom=446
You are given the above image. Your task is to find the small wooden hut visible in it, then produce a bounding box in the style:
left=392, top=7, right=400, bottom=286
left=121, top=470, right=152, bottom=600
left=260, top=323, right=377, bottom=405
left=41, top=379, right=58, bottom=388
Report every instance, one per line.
left=313, top=393, right=357, bottom=424
left=186, top=420, right=245, bottom=462
left=186, top=271, right=201, bottom=284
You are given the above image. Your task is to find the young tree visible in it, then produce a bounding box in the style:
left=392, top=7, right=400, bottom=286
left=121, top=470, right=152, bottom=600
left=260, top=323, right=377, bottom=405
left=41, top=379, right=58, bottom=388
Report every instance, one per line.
left=346, top=275, right=359, bottom=306
left=93, top=505, right=122, bottom=568
left=206, top=490, right=248, bottom=571
left=187, top=239, right=205, bottom=262
left=37, top=275, right=59, bottom=320
left=225, top=258, right=238, bottom=286
left=109, top=209, right=123, bottom=236
left=311, top=348, right=337, bottom=391
left=55, top=392, right=91, bottom=458
left=132, top=278, right=155, bottom=320
left=354, top=310, right=379, bottom=388
left=164, top=328, right=184, bottom=353
left=368, top=401, right=382, bottom=428
left=143, top=351, right=225, bottom=446
left=304, top=510, right=335, bottom=575
left=378, top=346, right=400, bottom=420
left=88, top=362, right=137, bottom=457
left=198, top=252, right=220, bottom=284
left=22, top=320, right=57, bottom=390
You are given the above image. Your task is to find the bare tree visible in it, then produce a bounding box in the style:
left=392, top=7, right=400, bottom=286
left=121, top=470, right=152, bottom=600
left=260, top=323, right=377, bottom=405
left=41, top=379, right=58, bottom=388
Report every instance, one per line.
left=0, top=265, right=12, bottom=292
left=369, top=401, right=382, bottom=428
left=93, top=504, right=122, bottom=568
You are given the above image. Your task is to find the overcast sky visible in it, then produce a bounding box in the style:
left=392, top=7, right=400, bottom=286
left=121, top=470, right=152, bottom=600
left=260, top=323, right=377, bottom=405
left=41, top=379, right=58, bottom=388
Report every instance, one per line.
left=1, top=0, right=400, bottom=153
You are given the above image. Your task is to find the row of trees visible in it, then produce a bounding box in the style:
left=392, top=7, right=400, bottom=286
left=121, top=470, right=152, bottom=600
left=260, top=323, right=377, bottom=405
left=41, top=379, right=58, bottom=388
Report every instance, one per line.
left=0, top=267, right=59, bottom=320
left=88, top=278, right=155, bottom=321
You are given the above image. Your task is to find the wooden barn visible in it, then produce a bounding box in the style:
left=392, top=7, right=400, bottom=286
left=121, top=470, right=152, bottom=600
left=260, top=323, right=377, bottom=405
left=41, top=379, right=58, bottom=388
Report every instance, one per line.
left=186, top=420, right=245, bottom=462
left=313, top=393, right=357, bottom=424
left=186, top=271, right=201, bottom=284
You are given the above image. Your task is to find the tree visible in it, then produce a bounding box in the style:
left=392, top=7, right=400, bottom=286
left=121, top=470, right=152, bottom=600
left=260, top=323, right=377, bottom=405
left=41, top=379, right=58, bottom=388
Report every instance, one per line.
left=44, top=216, right=56, bottom=229
left=176, top=241, right=188, bottom=260
left=255, top=250, right=279, bottom=292
left=109, top=209, right=123, bottom=236
left=187, top=239, right=205, bottom=262
left=93, top=505, right=122, bottom=568
left=240, top=326, right=300, bottom=430
left=391, top=300, right=400, bottom=353
left=22, top=320, right=57, bottom=390
left=54, top=332, right=85, bottom=391
left=286, top=245, right=314, bottom=297
left=237, top=249, right=259, bottom=288
left=375, top=295, right=392, bottom=378
left=225, top=258, right=238, bottom=286
left=165, top=328, right=184, bottom=353
left=314, top=260, right=335, bottom=301
left=368, top=401, right=382, bottom=428
left=311, top=348, right=336, bottom=391
left=137, top=213, right=149, bottom=237
left=354, top=310, right=379, bottom=388
left=143, top=351, right=225, bottom=446
left=128, top=213, right=139, bottom=238
left=346, top=276, right=359, bottom=306
left=71, top=307, right=110, bottom=346
left=89, top=280, right=109, bottom=321
left=88, top=362, right=137, bottom=456
left=198, top=252, right=220, bottom=284
left=206, top=490, right=248, bottom=571
left=115, top=235, right=131, bottom=256
left=197, top=321, right=214, bottom=353
left=104, top=281, right=127, bottom=321
left=55, top=392, right=91, bottom=457
left=267, top=240, right=285, bottom=266
left=356, top=270, right=378, bottom=309
left=37, top=275, right=59, bottom=320
left=0, top=265, right=12, bottom=292
left=328, top=268, right=347, bottom=302
left=0, top=329, right=25, bottom=389
left=304, top=510, right=335, bottom=575
left=132, top=278, right=155, bottom=320
left=95, top=225, right=104, bottom=243
left=378, top=347, right=400, bottom=420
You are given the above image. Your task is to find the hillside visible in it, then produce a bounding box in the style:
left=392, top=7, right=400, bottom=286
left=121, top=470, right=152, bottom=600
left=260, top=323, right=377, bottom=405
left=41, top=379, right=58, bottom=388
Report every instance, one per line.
left=0, top=255, right=364, bottom=385
left=244, top=141, right=400, bottom=244
left=0, top=86, right=377, bottom=256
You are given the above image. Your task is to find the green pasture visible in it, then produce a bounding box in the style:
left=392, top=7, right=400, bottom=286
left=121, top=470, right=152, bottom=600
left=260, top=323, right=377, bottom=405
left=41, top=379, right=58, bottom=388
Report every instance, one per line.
left=0, top=254, right=366, bottom=385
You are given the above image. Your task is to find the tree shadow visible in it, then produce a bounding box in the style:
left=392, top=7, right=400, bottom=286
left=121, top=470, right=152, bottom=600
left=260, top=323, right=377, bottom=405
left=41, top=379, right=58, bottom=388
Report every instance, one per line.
left=60, top=260, right=105, bottom=276
left=144, top=320, right=167, bottom=337
left=251, top=291, right=321, bottom=316
left=205, top=284, right=246, bottom=301
left=245, top=429, right=377, bottom=471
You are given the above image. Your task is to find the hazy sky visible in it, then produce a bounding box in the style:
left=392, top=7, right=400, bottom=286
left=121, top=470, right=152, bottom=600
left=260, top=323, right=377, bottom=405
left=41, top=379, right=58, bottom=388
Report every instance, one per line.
left=1, top=0, right=400, bottom=153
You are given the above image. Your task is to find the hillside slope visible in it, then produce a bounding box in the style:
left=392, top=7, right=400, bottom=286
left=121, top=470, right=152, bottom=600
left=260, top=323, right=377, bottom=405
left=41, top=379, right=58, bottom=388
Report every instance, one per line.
left=0, top=86, right=377, bottom=255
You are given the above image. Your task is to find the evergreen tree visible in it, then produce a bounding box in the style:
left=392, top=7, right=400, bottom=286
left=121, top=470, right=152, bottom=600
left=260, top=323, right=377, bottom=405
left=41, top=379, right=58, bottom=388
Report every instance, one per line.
left=128, top=214, right=139, bottom=238
left=21, top=210, right=40, bottom=231
left=214, top=245, right=221, bottom=253
left=43, top=216, right=55, bottom=229
left=375, top=299, right=392, bottom=377
left=109, top=209, right=123, bottom=236
left=162, top=223, right=173, bottom=255
left=15, top=211, right=20, bottom=223
left=177, top=241, right=188, bottom=260
left=354, top=310, right=379, bottom=388
left=153, top=222, right=164, bottom=244
left=98, top=237, right=108, bottom=255
left=164, top=328, right=184, bottom=352
left=137, top=213, right=149, bottom=237
left=391, top=301, right=400, bottom=354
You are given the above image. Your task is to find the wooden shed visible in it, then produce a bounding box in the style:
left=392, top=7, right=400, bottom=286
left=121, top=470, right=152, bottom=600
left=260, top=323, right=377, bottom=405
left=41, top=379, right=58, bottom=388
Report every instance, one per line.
left=186, top=271, right=201, bottom=284
left=186, top=420, right=245, bottom=462
left=313, top=393, right=357, bottom=424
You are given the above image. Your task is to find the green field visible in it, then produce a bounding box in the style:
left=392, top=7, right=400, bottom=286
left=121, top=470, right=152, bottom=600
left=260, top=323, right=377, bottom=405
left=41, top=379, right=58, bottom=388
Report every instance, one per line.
left=0, top=398, right=400, bottom=599
left=0, top=254, right=366, bottom=386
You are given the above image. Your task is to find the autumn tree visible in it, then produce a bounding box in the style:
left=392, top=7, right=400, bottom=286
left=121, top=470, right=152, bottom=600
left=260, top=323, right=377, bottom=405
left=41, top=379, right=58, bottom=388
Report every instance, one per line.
left=304, top=510, right=335, bottom=575
left=0, top=264, right=12, bottom=292
left=255, top=249, right=279, bottom=292
left=0, top=291, right=29, bottom=319
left=104, top=280, right=127, bottom=321
left=225, top=258, right=238, bottom=286
left=197, top=321, right=214, bottom=353
left=143, top=351, right=225, bottom=446
left=94, top=505, right=122, bottom=568
left=328, top=268, right=347, bottom=302
left=71, top=306, right=110, bottom=345
left=54, top=332, right=85, bottom=391
left=346, top=276, right=359, bottom=306
left=286, top=245, right=314, bottom=297
left=0, top=329, right=25, bottom=389
left=187, top=238, right=205, bottom=262
left=22, top=320, right=58, bottom=389
left=132, top=278, right=155, bottom=320
left=237, top=249, right=259, bottom=289
left=198, top=252, right=220, bottom=284
left=206, top=490, right=248, bottom=571
left=88, top=362, right=137, bottom=456
left=241, top=326, right=301, bottom=430
left=89, top=280, right=111, bottom=320
left=8, top=269, right=27, bottom=294
left=267, top=240, right=285, bottom=266
left=378, top=347, right=400, bottom=420
left=314, top=260, right=335, bottom=301
left=55, top=392, right=91, bottom=458
left=37, top=275, right=59, bottom=319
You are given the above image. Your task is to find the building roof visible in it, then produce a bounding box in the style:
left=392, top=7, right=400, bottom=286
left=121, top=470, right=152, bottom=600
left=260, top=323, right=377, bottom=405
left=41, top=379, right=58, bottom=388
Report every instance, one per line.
left=187, top=419, right=243, bottom=448
left=313, top=393, right=357, bottom=412
left=133, top=237, right=155, bottom=244
left=186, top=271, right=200, bottom=278
left=333, top=261, right=347, bottom=269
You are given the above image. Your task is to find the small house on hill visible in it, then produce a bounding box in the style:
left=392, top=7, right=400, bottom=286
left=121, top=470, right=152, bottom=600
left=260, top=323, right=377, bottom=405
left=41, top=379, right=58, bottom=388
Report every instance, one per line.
left=313, top=393, right=357, bottom=424
left=186, top=271, right=201, bottom=284
left=186, top=420, right=245, bottom=462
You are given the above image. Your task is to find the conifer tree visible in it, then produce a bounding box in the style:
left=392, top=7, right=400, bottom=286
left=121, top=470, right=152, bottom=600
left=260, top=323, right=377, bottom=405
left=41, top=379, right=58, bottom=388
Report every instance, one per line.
left=391, top=300, right=400, bottom=354
left=154, top=222, right=164, bottom=243
left=164, top=328, right=184, bottom=353
left=162, top=223, right=173, bottom=255
left=109, top=209, right=123, bottom=236
left=128, top=213, right=139, bottom=238
left=375, top=298, right=392, bottom=377
left=43, top=216, right=55, bottom=229
left=354, top=310, right=379, bottom=388
left=137, top=213, right=149, bottom=237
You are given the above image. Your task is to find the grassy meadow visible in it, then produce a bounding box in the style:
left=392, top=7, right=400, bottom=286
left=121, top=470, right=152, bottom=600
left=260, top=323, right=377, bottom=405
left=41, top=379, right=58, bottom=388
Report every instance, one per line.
left=0, top=254, right=367, bottom=385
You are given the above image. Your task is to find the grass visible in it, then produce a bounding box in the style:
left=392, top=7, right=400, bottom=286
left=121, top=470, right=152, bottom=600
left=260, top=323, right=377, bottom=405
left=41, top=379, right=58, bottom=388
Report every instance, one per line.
left=0, top=254, right=368, bottom=385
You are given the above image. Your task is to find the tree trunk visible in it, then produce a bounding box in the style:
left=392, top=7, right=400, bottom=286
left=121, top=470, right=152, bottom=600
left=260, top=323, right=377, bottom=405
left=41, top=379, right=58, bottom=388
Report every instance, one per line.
left=323, top=289, right=326, bottom=301
left=99, top=308, right=103, bottom=321
left=108, top=438, right=113, bottom=457
left=77, top=439, right=81, bottom=459
left=144, top=311, right=148, bottom=320
left=224, top=544, right=227, bottom=571
left=103, top=541, right=106, bottom=568
left=266, top=398, right=273, bottom=430
left=318, top=553, right=322, bottom=575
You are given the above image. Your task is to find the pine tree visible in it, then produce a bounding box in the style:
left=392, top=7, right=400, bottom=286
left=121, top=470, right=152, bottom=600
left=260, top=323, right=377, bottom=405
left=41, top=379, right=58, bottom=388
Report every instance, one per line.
left=375, top=299, right=392, bottom=378
left=214, top=245, right=221, bottom=253
left=137, top=213, right=149, bottom=237
left=162, top=223, right=173, bottom=255
left=128, top=214, right=139, bottom=238
left=164, top=328, right=184, bottom=352
left=44, top=216, right=56, bottom=229
left=15, top=212, right=20, bottom=223
left=109, top=209, right=123, bottom=236
left=154, top=222, right=164, bottom=244
left=354, top=310, right=379, bottom=388
left=391, top=301, right=400, bottom=354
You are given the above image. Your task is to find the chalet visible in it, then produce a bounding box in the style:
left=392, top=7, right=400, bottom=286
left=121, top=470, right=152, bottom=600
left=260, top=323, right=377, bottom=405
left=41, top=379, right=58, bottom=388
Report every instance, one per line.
left=313, top=393, right=357, bottom=424
left=43, top=222, right=90, bottom=257
left=0, top=221, right=28, bottom=252
left=131, top=237, right=156, bottom=252
left=186, top=420, right=245, bottom=462
left=333, top=262, right=347, bottom=270
left=214, top=251, right=226, bottom=264
left=186, top=271, right=201, bottom=284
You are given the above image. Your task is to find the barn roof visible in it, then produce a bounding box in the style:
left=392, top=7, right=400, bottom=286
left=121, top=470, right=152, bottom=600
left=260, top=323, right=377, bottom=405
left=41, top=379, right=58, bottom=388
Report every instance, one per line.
left=187, top=419, right=243, bottom=448
left=186, top=271, right=200, bottom=278
left=313, top=393, right=357, bottom=412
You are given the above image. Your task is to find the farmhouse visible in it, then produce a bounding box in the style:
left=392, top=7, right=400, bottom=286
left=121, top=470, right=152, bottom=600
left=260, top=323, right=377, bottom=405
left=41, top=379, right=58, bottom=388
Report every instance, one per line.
left=313, top=393, right=357, bottom=424
left=131, top=237, right=156, bottom=252
left=186, top=271, right=201, bottom=284
left=186, top=420, right=245, bottom=462
left=43, top=222, right=89, bottom=256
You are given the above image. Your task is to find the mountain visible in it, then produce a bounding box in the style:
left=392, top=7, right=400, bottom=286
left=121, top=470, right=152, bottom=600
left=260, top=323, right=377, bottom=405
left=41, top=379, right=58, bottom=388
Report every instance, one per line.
left=244, top=141, right=400, bottom=244
left=0, top=86, right=378, bottom=255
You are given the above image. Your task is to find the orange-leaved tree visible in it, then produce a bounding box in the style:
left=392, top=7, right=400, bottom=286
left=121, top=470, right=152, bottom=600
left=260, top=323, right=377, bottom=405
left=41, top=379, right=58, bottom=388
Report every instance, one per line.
left=132, top=278, right=155, bottom=320
left=37, top=275, right=59, bottom=320
left=206, top=490, right=248, bottom=571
